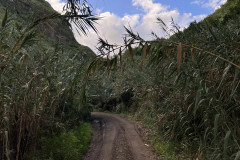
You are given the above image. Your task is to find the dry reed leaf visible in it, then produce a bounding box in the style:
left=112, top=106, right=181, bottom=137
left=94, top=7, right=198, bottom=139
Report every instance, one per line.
left=177, top=42, right=182, bottom=74
left=191, top=47, right=194, bottom=61
left=128, top=45, right=134, bottom=61
left=140, top=43, right=148, bottom=69
left=14, top=45, right=18, bottom=52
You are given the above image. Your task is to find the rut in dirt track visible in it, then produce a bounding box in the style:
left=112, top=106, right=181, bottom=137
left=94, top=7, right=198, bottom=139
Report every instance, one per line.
left=83, top=112, right=160, bottom=160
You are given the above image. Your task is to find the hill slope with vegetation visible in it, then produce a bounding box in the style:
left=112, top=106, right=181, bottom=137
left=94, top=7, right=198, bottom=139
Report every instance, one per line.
left=204, top=0, right=240, bottom=24
left=0, top=0, right=74, bottom=42
left=0, top=0, right=95, bottom=54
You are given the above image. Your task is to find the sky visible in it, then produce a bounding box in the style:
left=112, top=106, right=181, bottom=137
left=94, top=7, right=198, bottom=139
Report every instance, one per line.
left=45, top=0, right=227, bottom=53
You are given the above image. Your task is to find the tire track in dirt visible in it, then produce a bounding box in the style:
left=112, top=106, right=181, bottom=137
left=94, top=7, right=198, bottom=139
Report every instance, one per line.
left=83, top=112, right=160, bottom=160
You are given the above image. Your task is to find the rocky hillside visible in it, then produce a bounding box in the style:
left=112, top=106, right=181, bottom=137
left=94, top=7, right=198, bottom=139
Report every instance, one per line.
left=0, top=0, right=80, bottom=44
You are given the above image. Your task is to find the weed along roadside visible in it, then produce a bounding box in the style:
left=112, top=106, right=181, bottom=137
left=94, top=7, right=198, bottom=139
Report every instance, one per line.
left=32, top=123, right=92, bottom=160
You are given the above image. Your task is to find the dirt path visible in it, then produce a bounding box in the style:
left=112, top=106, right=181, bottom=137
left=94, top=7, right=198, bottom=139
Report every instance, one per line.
left=83, top=112, right=160, bottom=160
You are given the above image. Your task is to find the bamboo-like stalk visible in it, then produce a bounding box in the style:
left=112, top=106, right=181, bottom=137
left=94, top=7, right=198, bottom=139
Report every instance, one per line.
left=16, top=113, right=23, bottom=160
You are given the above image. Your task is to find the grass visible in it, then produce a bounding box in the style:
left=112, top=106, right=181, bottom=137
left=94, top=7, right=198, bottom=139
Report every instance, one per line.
left=32, top=123, right=92, bottom=160
left=154, top=141, right=180, bottom=160
left=153, top=139, right=193, bottom=160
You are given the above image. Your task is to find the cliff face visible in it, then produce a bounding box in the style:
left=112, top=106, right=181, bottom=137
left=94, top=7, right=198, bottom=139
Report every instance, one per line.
left=0, top=0, right=76, bottom=43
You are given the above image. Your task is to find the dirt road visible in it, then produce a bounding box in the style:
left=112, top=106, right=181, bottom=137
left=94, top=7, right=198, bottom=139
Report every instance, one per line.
left=83, top=112, right=160, bottom=160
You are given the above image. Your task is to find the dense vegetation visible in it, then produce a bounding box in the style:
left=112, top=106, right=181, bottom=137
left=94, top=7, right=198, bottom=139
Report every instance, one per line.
left=0, top=0, right=96, bottom=159
left=1, top=0, right=240, bottom=159
left=87, top=0, right=240, bottom=159
left=204, top=0, right=240, bottom=24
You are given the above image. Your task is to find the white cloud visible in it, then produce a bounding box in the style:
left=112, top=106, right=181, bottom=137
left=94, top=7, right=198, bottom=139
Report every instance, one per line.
left=192, top=0, right=227, bottom=10
left=193, top=14, right=208, bottom=21
left=46, top=0, right=208, bottom=54
left=45, top=0, right=65, bottom=13
left=132, top=0, right=168, bottom=14
left=74, top=12, right=140, bottom=53
left=130, top=0, right=206, bottom=39
left=205, top=0, right=227, bottom=10
left=191, top=0, right=203, bottom=5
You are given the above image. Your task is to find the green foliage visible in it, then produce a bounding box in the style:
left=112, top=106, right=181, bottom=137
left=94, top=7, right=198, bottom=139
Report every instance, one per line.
left=38, top=123, right=92, bottom=160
